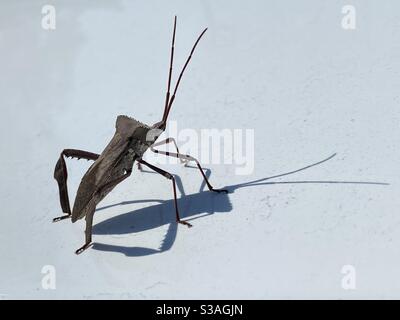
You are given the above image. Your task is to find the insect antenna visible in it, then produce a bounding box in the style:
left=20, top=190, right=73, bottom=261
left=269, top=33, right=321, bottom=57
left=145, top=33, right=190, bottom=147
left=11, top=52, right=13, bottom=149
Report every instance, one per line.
left=162, top=16, right=177, bottom=122
left=162, top=24, right=208, bottom=123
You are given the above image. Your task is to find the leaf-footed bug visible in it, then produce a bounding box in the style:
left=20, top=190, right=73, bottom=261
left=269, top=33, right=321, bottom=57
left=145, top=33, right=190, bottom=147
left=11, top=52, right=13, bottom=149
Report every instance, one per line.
left=53, top=16, right=228, bottom=255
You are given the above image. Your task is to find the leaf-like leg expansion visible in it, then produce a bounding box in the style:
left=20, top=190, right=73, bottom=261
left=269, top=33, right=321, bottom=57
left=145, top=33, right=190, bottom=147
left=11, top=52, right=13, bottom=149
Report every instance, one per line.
left=138, top=159, right=192, bottom=227
left=53, top=149, right=99, bottom=222
left=149, top=145, right=228, bottom=193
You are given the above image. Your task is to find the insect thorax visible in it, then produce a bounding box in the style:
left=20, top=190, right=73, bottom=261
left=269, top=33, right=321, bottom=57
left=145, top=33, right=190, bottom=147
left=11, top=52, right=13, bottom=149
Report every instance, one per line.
left=116, top=115, right=152, bottom=158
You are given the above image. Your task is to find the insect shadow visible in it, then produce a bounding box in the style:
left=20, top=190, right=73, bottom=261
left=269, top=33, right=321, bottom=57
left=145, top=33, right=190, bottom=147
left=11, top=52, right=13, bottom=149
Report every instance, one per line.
left=91, top=153, right=389, bottom=257
left=92, top=167, right=231, bottom=256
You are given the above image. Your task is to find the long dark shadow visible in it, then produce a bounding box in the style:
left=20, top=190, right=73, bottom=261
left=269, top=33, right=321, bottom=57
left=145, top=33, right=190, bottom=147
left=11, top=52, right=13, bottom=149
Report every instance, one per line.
left=227, top=153, right=389, bottom=192
left=252, top=153, right=337, bottom=182
left=229, top=180, right=389, bottom=191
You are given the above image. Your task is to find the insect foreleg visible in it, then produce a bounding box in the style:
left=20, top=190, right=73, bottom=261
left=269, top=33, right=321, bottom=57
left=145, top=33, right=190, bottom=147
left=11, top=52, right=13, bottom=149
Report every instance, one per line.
left=150, top=137, right=188, bottom=165
left=138, top=137, right=186, bottom=171
left=149, top=147, right=228, bottom=193
left=53, top=149, right=99, bottom=223
left=137, top=159, right=192, bottom=227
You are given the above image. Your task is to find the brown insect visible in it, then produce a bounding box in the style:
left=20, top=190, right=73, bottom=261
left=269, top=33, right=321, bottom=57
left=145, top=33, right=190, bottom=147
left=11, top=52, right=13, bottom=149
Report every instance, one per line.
left=53, top=16, right=228, bottom=255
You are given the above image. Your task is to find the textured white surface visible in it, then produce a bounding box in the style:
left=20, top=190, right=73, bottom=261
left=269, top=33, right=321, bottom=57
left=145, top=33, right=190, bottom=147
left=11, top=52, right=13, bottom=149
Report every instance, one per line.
left=0, top=0, right=399, bottom=299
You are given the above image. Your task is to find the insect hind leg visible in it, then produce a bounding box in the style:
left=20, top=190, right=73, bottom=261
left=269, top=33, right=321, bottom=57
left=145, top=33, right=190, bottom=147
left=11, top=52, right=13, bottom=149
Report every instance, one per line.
left=53, top=149, right=99, bottom=223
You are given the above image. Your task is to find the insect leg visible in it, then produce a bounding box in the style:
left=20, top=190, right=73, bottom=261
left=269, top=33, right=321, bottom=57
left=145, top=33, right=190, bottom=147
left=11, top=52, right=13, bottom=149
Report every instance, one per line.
left=75, top=209, right=94, bottom=255
left=139, top=137, right=186, bottom=172
left=137, top=159, right=192, bottom=227
left=53, top=149, right=99, bottom=223
left=75, top=170, right=132, bottom=255
left=149, top=148, right=228, bottom=193
left=150, top=137, right=188, bottom=165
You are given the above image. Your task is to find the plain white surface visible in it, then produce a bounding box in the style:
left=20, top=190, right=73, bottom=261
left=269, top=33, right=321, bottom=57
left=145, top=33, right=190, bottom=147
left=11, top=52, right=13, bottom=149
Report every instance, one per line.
left=0, top=0, right=399, bottom=299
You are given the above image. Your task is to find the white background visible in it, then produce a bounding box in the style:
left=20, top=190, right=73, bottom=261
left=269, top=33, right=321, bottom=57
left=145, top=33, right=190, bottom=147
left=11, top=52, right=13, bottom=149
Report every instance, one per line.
left=0, top=0, right=399, bottom=299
